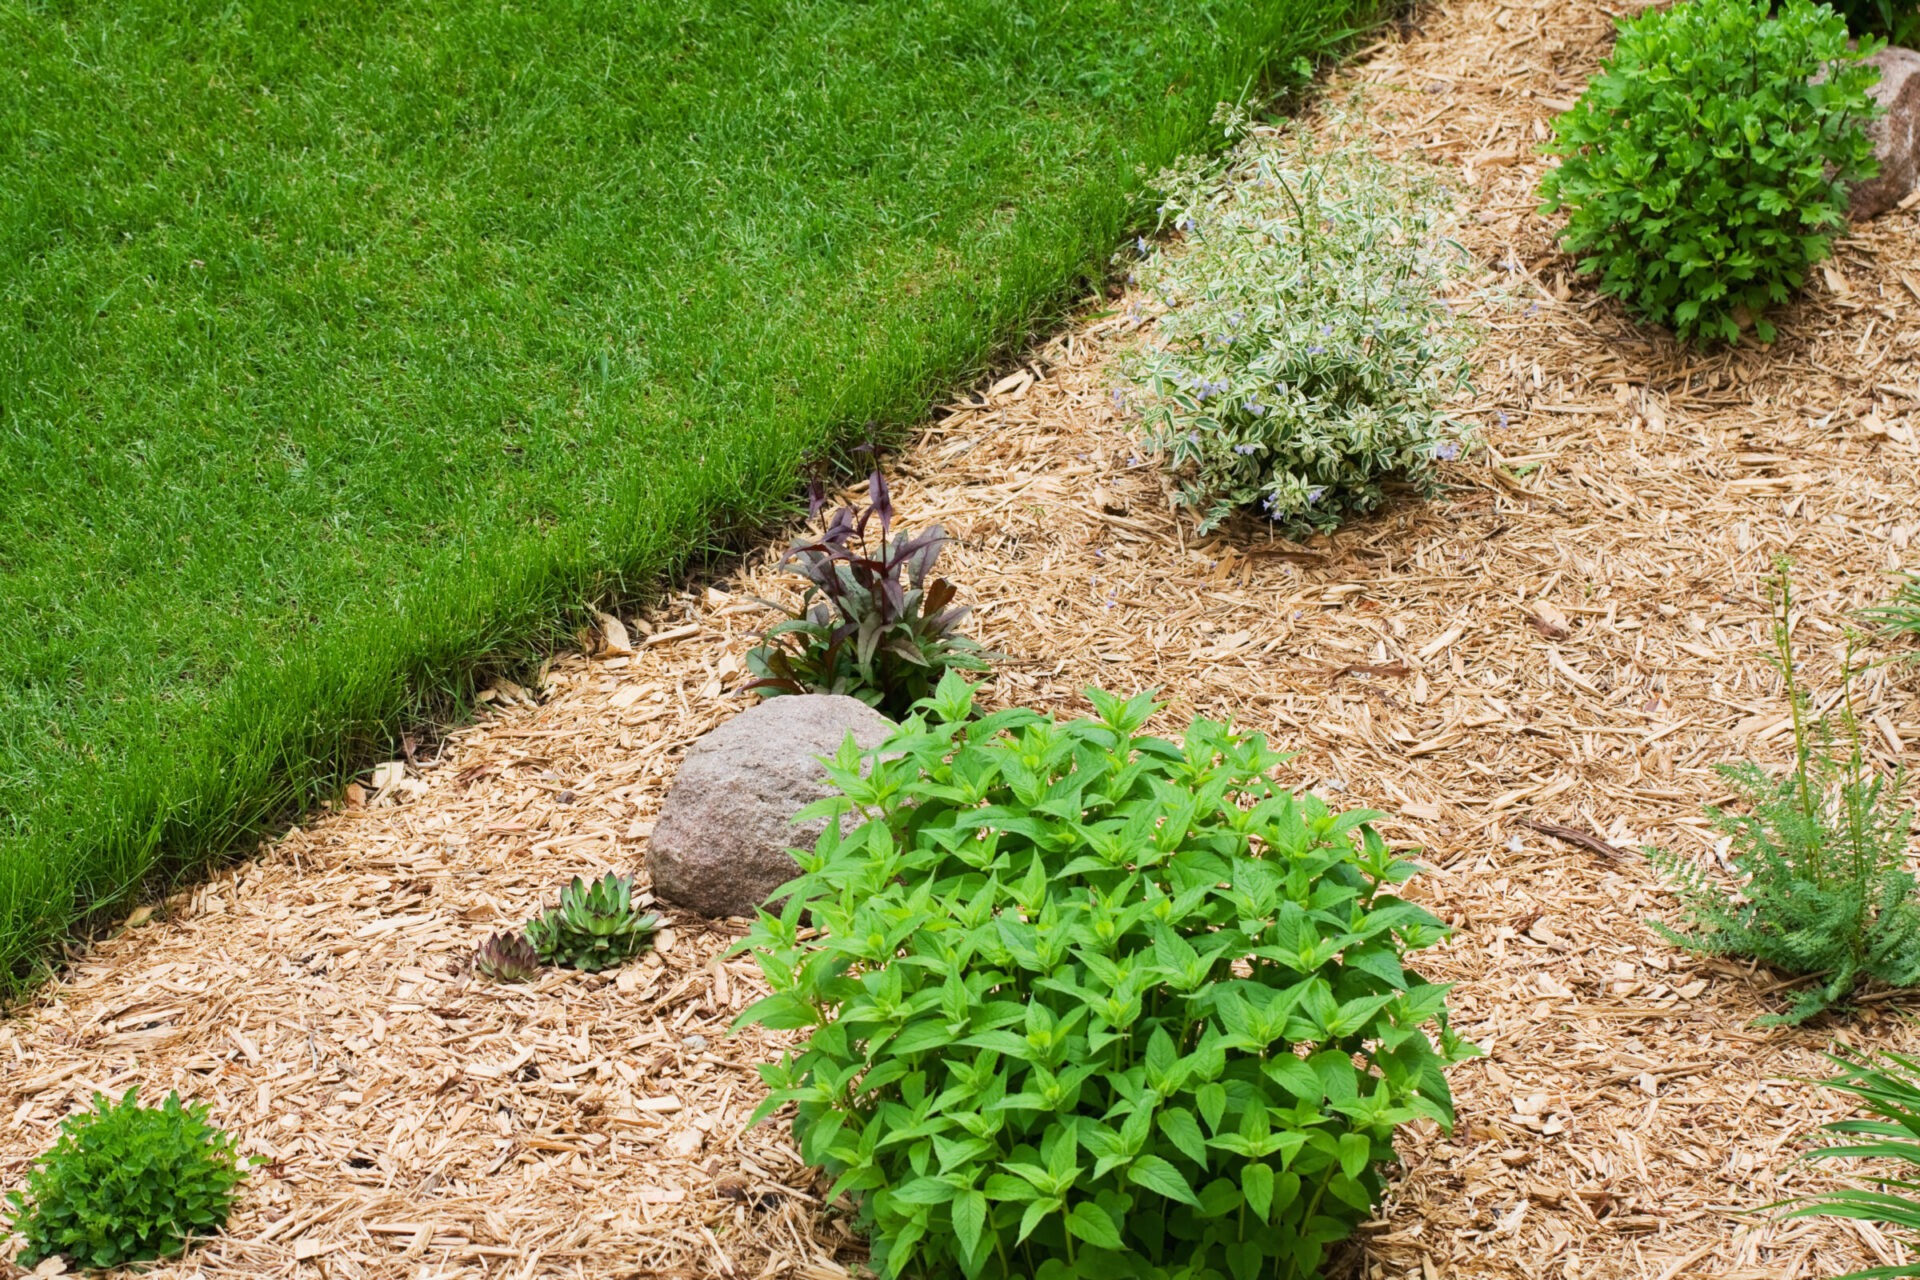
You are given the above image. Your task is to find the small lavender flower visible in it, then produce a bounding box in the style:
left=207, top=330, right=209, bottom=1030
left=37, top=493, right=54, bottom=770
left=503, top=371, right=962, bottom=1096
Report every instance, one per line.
left=1306, top=345, right=1326, bottom=356
left=1177, top=215, right=1195, bottom=233
left=1432, top=440, right=1460, bottom=461
left=1242, top=398, right=1265, bottom=416
left=1495, top=410, right=1509, bottom=429
left=1233, top=443, right=1259, bottom=456
left=1306, top=487, right=1325, bottom=504
left=1136, top=236, right=1149, bottom=255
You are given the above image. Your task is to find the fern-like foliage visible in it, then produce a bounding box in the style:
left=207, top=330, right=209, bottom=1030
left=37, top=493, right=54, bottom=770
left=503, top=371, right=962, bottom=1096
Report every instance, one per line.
left=1647, top=563, right=1920, bottom=1025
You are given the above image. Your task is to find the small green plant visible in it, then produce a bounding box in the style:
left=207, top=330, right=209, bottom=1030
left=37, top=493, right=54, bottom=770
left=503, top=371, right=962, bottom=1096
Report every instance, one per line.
left=1773, top=1050, right=1920, bottom=1278
left=524, top=873, right=660, bottom=972
left=1861, top=572, right=1920, bottom=642
left=736, top=671, right=1471, bottom=1280
left=4, top=1088, right=247, bottom=1271
left=474, top=930, right=541, bottom=982
left=1539, top=0, right=1881, bottom=345
left=746, top=469, right=993, bottom=718
left=1120, top=107, right=1476, bottom=535
left=1647, top=564, right=1920, bottom=1025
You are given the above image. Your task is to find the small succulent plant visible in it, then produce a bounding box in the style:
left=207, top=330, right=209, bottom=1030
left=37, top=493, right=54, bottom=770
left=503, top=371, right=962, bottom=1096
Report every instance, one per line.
left=524, top=873, right=660, bottom=972
left=473, top=931, right=541, bottom=982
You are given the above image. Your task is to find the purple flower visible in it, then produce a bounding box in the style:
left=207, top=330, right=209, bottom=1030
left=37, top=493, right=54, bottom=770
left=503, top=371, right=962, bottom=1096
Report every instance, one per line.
left=1242, top=398, right=1266, bottom=416
left=1433, top=441, right=1460, bottom=461
left=1137, top=236, right=1150, bottom=254
left=1307, top=487, right=1325, bottom=505
left=1307, top=345, right=1326, bottom=355
left=1495, top=410, right=1509, bottom=429
left=1233, top=443, right=1259, bottom=456
left=1177, top=215, right=1195, bottom=233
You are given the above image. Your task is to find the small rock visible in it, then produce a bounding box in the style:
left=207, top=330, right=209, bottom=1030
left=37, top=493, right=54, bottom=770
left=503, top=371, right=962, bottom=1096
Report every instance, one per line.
left=645, top=694, right=896, bottom=917
left=1852, top=45, right=1920, bottom=220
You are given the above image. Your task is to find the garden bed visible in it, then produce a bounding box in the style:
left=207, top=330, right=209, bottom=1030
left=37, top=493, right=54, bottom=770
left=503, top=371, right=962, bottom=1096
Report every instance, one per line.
left=8, top=0, right=1920, bottom=1275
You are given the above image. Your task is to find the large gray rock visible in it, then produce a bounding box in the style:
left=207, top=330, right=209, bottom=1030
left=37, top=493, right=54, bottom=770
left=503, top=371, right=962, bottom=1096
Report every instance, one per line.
left=646, top=695, right=896, bottom=917
left=1853, top=46, right=1920, bottom=221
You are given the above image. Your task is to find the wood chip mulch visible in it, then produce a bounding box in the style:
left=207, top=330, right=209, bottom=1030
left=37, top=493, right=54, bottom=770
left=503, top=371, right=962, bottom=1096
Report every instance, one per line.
left=10, top=0, right=1920, bottom=1276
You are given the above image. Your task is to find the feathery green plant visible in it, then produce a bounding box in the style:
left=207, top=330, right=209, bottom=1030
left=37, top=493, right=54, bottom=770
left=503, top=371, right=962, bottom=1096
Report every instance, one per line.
left=736, top=671, right=1471, bottom=1280
left=1774, top=1050, right=1920, bottom=1279
left=524, top=873, right=660, bottom=972
left=1646, top=563, right=1920, bottom=1025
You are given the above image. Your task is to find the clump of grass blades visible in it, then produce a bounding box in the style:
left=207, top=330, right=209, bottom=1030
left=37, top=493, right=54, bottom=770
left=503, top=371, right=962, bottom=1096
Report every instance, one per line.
left=1774, top=1051, right=1920, bottom=1279
left=1646, top=562, right=1920, bottom=1025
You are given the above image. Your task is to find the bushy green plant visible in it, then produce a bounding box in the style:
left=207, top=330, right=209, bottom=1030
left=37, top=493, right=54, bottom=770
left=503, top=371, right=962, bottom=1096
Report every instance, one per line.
left=524, top=872, right=660, bottom=972
left=1539, top=0, right=1881, bottom=345
left=4, top=1088, right=247, bottom=1270
left=1647, top=565, right=1920, bottom=1025
left=736, top=672, right=1471, bottom=1280
left=1773, top=1050, right=1920, bottom=1279
left=747, top=469, right=993, bottom=718
left=1120, top=109, right=1476, bottom=536
left=474, top=930, right=541, bottom=982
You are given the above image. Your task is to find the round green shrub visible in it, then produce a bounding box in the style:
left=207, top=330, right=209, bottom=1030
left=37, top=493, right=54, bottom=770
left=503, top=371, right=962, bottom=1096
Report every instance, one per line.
left=736, top=672, right=1472, bottom=1280
left=1538, top=0, right=1881, bottom=345
left=4, top=1088, right=247, bottom=1270
left=1123, top=114, right=1476, bottom=536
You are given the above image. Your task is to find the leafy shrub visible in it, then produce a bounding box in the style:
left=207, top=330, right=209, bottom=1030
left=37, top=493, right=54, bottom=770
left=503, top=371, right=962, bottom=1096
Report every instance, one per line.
left=474, top=930, right=541, bottom=982
left=1120, top=109, right=1475, bottom=535
left=1647, top=565, right=1920, bottom=1025
left=747, top=469, right=992, bottom=718
left=1538, top=0, right=1881, bottom=345
left=737, top=672, right=1471, bottom=1280
left=5, top=1088, right=247, bottom=1270
left=1774, top=1050, right=1920, bottom=1279
left=524, top=872, right=659, bottom=972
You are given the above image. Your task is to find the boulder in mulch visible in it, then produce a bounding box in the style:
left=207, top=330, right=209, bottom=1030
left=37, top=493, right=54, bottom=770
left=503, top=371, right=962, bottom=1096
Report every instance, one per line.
left=645, top=694, right=895, bottom=917
left=1852, top=45, right=1920, bottom=220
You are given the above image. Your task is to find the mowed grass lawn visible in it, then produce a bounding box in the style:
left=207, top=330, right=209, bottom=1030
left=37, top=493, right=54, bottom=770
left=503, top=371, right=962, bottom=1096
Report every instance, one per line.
left=0, top=0, right=1384, bottom=993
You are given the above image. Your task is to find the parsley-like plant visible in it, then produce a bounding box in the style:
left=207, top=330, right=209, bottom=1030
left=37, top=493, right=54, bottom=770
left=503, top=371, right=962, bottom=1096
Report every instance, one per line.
left=5, top=1088, right=247, bottom=1271
left=747, top=470, right=991, bottom=718
left=1539, top=0, right=1881, bottom=345
left=737, top=672, right=1471, bottom=1280
left=1647, top=564, right=1920, bottom=1025
left=1122, top=110, right=1476, bottom=535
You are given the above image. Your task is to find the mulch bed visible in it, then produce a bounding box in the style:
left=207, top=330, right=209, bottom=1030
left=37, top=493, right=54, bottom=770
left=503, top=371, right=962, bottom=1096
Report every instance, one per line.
left=9, top=0, right=1920, bottom=1276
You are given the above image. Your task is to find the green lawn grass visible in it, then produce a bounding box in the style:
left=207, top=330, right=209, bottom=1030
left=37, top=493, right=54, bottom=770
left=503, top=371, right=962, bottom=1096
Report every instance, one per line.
left=0, top=0, right=1386, bottom=995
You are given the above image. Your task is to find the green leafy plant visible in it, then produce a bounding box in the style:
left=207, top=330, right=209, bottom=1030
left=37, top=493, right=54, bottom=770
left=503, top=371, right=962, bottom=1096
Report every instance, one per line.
left=4, top=1088, right=247, bottom=1270
left=474, top=930, right=541, bottom=982
left=1539, top=0, right=1881, bottom=345
left=1120, top=107, right=1477, bottom=535
left=1862, top=572, right=1920, bottom=643
left=524, top=872, right=660, bottom=972
left=747, top=469, right=993, bottom=718
left=1647, top=564, right=1920, bottom=1025
left=1773, top=1050, right=1920, bottom=1278
left=736, top=671, right=1471, bottom=1280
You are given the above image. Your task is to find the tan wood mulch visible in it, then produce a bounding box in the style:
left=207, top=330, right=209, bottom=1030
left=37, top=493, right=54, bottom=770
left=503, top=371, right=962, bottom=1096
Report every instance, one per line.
left=10, top=0, right=1920, bottom=1275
